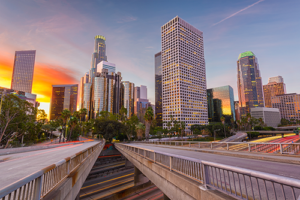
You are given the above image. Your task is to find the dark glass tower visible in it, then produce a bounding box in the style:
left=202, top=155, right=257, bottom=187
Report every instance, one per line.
left=237, top=51, right=264, bottom=118
left=155, top=52, right=162, bottom=126
left=50, top=84, right=78, bottom=120
left=11, top=50, right=36, bottom=93
left=207, top=85, right=236, bottom=123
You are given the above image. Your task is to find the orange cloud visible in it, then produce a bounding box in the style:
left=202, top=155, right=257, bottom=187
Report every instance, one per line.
left=0, top=58, right=79, bottom=103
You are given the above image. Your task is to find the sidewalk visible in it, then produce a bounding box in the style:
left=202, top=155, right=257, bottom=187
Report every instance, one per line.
left=139, top=143, right=300, bottom=165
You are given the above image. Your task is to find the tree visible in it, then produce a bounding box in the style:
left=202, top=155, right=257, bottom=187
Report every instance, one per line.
left=119, top=106, right=127, bottom=122
left=220, top=116, right=226, bottom=138
left=60, top=109, right=71, bottom=142
left=144, top=107, right=154, bottom=141
left=79, top=108, right=88, bottom=121
left=0, top=94, right=35, bottom=146
left=136, top=122, right=145, bottom=140
left=180, top=121, right=186, bottom=139
left=68, top=117, right=78, bottom=141
left=37, top=109, right=48, bottom=123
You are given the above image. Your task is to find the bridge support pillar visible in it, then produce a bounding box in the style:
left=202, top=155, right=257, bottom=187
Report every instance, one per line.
left=134, top=166, right=149, bottom=186
left=125, top=159, right=134, bottom=168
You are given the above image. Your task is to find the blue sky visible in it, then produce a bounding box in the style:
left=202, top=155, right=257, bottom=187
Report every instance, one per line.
left=0, top=0, right=299, bottom=114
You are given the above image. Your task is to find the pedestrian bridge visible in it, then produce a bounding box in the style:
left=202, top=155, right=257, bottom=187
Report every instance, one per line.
left=0, top=140, right=105, bottom=200
left=116, top=142, right=300, bottom=200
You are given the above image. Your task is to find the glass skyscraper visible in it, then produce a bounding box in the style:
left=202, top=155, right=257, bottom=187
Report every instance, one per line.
left=11, top=50, right=36, bottom=93
left=155, top=52, right=162, bottom=126
left=162, top=16, right=208, bottom=131
left=50, top=84, right=78, bottom=120
left=90, top=35, right=107, bottom=82
left=122, top=81, right=135, bottom=118
left=237, top=51, right=264, bottom=118
left=207, top=85, right=236, bottom=123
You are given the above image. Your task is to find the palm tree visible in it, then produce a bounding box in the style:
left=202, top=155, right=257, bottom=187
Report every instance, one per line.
left=236, top=120, right=241, bottom=131
left=68, top=117, right=78, bottom=141
left=60, top=109, right=71, bottom=142
left=144, top=107, right=154, bottom=141
left=79, top=108, right=87, bottom=136
left=247, top=113, right=252, bottom=130
left=258, top=118, right=264, bottom=127
left=136, top=122, right=145, bottom=140
left=180, top=121, right=186, bottom=139
left=221, top=116, right=226, bottom=138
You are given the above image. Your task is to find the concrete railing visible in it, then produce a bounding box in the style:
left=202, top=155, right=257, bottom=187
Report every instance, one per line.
left=0, top=140, right=105, bottom=200
left=116, top=143, right=300, bottom=200
left=142, top=140, right=300, bottom=155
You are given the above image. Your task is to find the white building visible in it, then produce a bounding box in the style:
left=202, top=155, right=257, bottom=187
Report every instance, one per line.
left=250, top=107, right=281, bottom=127
left=161, top=16, right=208, bottom=131
left=97, top=61, right=116, bottom=73
left=268, top=76, right=284, bottom=83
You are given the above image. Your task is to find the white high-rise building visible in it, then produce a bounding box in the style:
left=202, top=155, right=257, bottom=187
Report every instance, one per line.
left=140, top=85, right=147, bottom=100
left=268, top=76, right=284, bottom=84
left=161, top=16, right=208, bottom=131
left=97, top=61, right=116, bottom=73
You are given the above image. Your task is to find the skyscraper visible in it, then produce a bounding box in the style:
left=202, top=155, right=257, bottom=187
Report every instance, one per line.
left=161, top=16, right=208, bottom=131
left=79, top=72, right=89, bottom=109
left=123, top=81, right=135, bottom=118
left=155, top=52, right=162, bottom=126
left=90, top=35, right=107, bottom=82
left=50, top=84, right=78, bottom=120
left=134, top=85, right=150, bottom=122
left=237, top=51, right=264, bottom=118
left=11, top=50, right=36, bottom=93
left=263, top=76, right=286, bottom=108
left=206, top=85, right=236, bottom=123
left=271, top=93, right=300, bottom=121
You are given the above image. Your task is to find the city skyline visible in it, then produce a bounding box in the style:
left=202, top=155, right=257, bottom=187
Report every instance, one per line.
left=0, top=0, right=299, bottom=118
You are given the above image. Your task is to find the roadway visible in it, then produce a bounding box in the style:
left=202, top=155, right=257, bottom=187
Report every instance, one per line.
left=0, top=141, right=100, bottom=189
left=127, top=143, right=300, bottom=180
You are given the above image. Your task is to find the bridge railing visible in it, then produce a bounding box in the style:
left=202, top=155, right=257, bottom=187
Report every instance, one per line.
left=0, top=140, right=105, bottom=200
left=116, top=143, right=300, bottom=200
left=141, top=140, right=300, bottom=155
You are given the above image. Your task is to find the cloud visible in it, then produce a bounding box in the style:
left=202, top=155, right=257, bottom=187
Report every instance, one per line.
left=212, top=0, right=264, bottom=26
left=117, top=16, right=137, bottom=23
left=0, top=58, right=79, bottom=103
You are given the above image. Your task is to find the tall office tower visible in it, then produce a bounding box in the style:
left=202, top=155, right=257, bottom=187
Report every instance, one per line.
left=237, top=51, right=264, bottom=118
left=83, top=82, right=92, bottom=118
left=155, top=52, right=162, bottom=126
left=134, top=85, right=150, bottom=122
left=123, top=81, right=135, bottom=118
left=268, top=76, right=284, bottom=84
left=161, top=16, right=208, bottom=131
left=97, top=61, right=116, bottom=73
left=50, top=84, right=78, bottom=120
left=11, top=50, right=36, bottom=93
left=206, top=86, right=235, bottom=123
left=91, top=66, right=122, bottom=118
left=90, top=35, right=107, bottom=82
left=79, top=72, right=89, bottom=109
left=263, top=77, right=286, bottom=108
left=271, top=93, right=300, bottom=121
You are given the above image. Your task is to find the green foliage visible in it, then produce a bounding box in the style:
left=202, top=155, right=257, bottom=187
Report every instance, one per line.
left=246, top=132, right=260, bottom=139
left=94, top=117, right=124, bottom=142
left=144, top=107, right=154, bottom=141
left=263, top=126, right=276, bottom=131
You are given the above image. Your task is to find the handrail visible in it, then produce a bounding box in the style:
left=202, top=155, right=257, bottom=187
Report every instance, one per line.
left=139, top=140, right=300, bottom=155
left=116, top=143, right=300, bottom=200
left=0, top=140, right=105, bottom=200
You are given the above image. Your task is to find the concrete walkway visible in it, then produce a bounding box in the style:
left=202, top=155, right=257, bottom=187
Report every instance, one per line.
left=0, top=141, right=99, bottom=189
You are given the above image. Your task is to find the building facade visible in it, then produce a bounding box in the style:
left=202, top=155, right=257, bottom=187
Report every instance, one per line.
left=90, top=35, right=107, bottom=82
left=155, top=52, right=163, bottom=126
left=50, top=84, right=78, bottom=120
left=268, top=76, right=284, bottom=84
left=11, top=50, right=36, bottom=93
left=123, top=81, right=135, bottom=118
left=234, top=101, right=240, bottom=121
left=237, top=51, right=264, bottom=118
left=271, top=93, right=300, bottom=121
left=263, top=82, right=286, bottom=108
left=207, top=85, right=235, bottom=123
left=250, top=107, right=281, bottom=127
left=161, top=16, right=208, bottom=131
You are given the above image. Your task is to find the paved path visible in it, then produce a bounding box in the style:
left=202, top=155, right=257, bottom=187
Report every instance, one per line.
left=128, top=144, right=300, bottom=180
left=0, top=141, right=99, bottom=189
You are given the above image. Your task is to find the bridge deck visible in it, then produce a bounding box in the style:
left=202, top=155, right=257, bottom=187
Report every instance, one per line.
left=0, top=141, right=100, bottom=189
left=128, top=143, right=300, bottom=180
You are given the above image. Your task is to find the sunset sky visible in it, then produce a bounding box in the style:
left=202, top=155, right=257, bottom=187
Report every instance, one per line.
left=0, top=0, right=299, bottom=117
